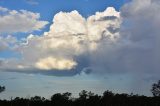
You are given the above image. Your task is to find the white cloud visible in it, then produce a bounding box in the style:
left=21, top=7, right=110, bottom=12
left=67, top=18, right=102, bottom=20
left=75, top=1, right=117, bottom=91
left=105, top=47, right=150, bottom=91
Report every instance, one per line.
left=35, top=57, right=77, bottom=70
left=87, top=7, right=120, bottom=43
left=0, top=7, right=48, bottom=33
left=2, top=0, right=160, bottom=82
left=0, top=7, right=120, bottom=71
left=0, top=35, right=17, bottom=51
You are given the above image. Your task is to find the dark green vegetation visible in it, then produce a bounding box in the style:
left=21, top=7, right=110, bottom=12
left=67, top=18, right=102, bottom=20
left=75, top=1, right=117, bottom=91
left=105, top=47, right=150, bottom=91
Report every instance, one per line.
left=0, top=90, right=160, bottom=106
left=0, top=86, right=5, bottom=93
left=0, top=80, right=160, bottom=106
left=151, top=80, right=160, bottom=97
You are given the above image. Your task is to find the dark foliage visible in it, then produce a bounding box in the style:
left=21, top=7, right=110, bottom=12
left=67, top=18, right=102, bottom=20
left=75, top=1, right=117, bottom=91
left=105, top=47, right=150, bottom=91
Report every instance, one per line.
left=0, top=90, right=160, bottom=106
left=0, top=86, right=5, bottom=93
left=151, top=80, right=160, bottom=97
left=0, top=81, right=160, bottom=106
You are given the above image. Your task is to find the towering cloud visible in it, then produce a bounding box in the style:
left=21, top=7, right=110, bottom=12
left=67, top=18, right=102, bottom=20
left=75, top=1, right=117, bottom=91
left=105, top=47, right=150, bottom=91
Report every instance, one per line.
left=0, top=7, right=120, bottom=73
left=1, top=0, right=160, bottom=81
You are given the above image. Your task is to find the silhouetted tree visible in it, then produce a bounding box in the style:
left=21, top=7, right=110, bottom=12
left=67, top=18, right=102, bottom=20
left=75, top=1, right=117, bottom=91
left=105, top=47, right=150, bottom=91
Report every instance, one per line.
left=0, top=90, right=160, bottom=106
left=87, top=91, right=101, bottom=106
left=151, top=80, right=160, bottom=97
left=51, top=92, right=72, bottom=106
left=62, top=92, right=72, bottom=100
left=79, top=90, right=88, bottom=100
left=0, top=86, right=5, bottom=93
left=31, top=96, right=45, bottom=102
left=101, top=90, right=115, bottom=106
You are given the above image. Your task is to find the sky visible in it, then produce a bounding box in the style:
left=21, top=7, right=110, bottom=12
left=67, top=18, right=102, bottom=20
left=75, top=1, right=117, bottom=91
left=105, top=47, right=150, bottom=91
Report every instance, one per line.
left=0, top=0, right=160, bottom=99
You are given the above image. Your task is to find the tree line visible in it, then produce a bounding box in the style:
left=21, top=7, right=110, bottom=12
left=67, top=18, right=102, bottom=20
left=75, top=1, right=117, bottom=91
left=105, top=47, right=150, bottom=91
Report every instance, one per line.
left=0, top=80, right=159, bottom=106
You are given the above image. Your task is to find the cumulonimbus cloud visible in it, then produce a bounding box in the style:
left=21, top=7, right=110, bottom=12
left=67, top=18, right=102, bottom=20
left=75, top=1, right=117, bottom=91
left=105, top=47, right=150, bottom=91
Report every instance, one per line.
left=0, top=7, right=120, bottom=73
left=0, top=0, right=160, bottom=80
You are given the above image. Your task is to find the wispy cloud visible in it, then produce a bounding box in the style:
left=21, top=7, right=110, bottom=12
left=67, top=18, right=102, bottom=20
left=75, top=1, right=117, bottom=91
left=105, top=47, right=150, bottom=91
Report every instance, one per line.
left=25, top=0, right=39, bottom=5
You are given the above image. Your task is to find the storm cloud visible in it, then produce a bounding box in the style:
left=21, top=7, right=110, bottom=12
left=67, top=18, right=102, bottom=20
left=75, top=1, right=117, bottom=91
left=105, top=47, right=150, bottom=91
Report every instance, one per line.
left=0, top=0, right=160, bottom=80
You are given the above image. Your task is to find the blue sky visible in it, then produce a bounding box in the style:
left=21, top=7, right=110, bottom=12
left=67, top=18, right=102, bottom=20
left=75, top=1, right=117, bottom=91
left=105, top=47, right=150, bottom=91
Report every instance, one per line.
left=0, top=0, right=160, bottom=99
left=0, top=0, right=126, bottom=16
left=0, top=0, right=128, bottom=36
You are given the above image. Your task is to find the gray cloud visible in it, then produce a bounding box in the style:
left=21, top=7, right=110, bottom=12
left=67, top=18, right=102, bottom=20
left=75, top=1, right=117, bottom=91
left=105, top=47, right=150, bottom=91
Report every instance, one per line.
left=0, top=60, right=3, bottom=66
left=120, top=0, right=160, bottom=74
left=88, top=0, right=160, bottom=82
left=97, top=16, right=118, bottom=21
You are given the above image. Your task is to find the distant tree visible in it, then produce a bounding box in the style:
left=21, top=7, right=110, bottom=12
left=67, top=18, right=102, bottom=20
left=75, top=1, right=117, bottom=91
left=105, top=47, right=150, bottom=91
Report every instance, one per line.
left=51, top=93, right=63, bottom=102
left=103, top=90, right=114, bottom=98
left=31, top=96, right=45, bottom=102
left=51, top=92, right=71, bottom=101
left=151, top=80, right=160, bottom=97
left=79, top=90, right=88, bottom=100
left=62, top=92, right=72, bottom=100
left=0, top=86, right=5, bottom=93
left=51, top=92, right=72, bottom=106
left=88, top=91, right=94, bottom=97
